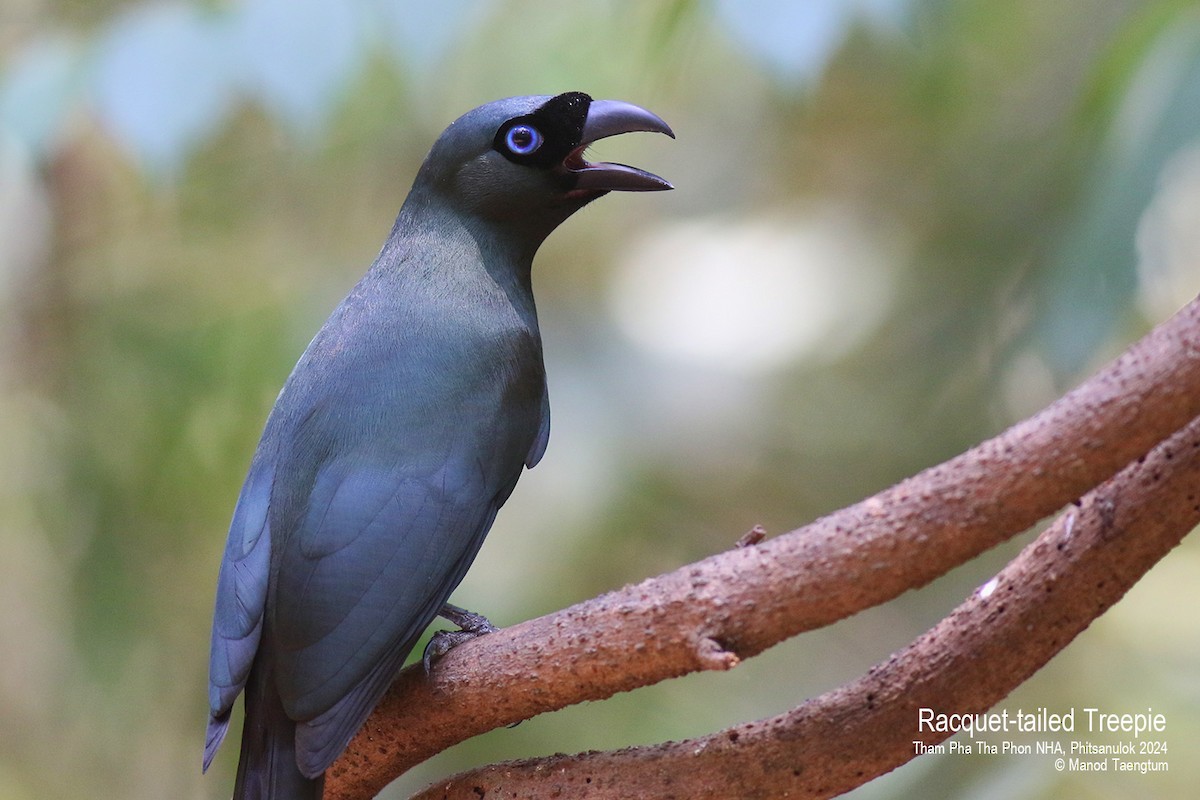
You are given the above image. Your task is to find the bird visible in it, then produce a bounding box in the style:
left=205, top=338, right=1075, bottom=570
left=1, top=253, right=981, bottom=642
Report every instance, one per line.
left=202, top=92, right=673, bottom=799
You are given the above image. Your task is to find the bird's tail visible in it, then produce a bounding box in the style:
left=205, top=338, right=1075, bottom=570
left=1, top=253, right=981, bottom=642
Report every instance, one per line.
left=233, top=666, right=323, bottom=800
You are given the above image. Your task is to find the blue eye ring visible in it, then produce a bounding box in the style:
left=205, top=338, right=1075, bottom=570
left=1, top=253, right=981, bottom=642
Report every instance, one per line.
left=505, top=124, right=543, bottom=156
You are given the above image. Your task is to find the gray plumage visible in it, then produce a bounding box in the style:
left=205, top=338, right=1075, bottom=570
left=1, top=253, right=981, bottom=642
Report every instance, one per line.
left=203, top=92, right=672, bottom=799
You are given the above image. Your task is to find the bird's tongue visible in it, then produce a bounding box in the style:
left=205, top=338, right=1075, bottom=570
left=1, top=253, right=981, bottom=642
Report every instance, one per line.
left=567, top=149, right=673, bottom=192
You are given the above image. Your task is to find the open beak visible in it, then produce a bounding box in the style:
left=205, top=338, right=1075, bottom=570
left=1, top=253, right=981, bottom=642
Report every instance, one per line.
left=561, top=99, right=674, bottom=194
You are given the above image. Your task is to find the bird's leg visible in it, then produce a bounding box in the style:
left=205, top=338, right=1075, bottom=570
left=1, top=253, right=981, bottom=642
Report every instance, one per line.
left=423, top=603, right=500, bottom=674
left=437, top=602, right=497, bottom=631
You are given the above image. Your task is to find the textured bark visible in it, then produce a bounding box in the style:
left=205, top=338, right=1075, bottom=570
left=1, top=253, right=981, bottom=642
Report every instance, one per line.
left=323, top=295, right=1200, bottom=800
left=414, top=415, right=1200, bottom=799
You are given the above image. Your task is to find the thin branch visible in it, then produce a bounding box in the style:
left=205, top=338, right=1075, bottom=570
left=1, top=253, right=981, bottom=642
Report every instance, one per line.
left=416, top=413, right=1200, bottom=798
left=325, top=295, right=1200, bottom=800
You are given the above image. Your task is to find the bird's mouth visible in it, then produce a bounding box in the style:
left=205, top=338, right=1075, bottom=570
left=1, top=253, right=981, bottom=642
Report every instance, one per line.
left=560, top=99, right=674, bottom=196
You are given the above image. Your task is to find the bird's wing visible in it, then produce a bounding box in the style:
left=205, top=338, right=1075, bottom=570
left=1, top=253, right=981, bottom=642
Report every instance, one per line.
left=205, top=455, right=274, bottom=769
left=269, top=445, right=511, bottom=772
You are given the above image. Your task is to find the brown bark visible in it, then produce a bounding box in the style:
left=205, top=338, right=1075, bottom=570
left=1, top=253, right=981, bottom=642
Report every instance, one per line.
left=413, top=414, right=1200, bottom=799
left=324, top=295, right=1200, bottom=800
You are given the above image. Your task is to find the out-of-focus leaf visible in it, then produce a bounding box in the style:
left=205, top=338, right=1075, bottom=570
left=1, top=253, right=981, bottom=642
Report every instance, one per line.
left=371, top=0, right=477, bottom=74
left=714, top=0, right=851, bottom=85
left=1037, top=9, right=1200, bottom=369
left=0, top=138, right=52, bottom=301
left=230, top=0, right=368, bottom=136
left=0, top=36, right=85, bottom=159
left=91, top=3, right=237, bottom=175
left=713, top=0, right=913, bottom=85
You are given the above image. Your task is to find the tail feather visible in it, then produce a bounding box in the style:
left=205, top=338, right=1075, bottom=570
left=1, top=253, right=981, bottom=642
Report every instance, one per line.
left=233, top=665, right=323, bottom=800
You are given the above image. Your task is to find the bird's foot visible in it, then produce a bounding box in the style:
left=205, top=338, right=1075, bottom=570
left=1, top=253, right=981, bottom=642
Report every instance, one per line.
left=423, top=603, right=499, bottom=674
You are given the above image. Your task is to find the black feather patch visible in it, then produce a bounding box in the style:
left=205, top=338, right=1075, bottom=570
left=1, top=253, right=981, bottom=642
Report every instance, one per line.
left=493, top=91, right=592, bottom=168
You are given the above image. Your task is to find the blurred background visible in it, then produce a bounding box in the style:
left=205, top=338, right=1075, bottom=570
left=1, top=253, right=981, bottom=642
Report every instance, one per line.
left=2, top=1, right=1200, bottom=798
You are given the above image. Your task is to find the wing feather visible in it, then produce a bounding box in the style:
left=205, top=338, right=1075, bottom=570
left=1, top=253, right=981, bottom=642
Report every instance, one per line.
left=271, top=453, right=501, bottom=725
left=205, top=457, right=274, bottom=769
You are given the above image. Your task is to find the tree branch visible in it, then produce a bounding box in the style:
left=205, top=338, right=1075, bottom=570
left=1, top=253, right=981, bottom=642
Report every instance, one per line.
left=414, top=413, right=1200, bottom=799
left=325, top=295, right=1200, bottom=800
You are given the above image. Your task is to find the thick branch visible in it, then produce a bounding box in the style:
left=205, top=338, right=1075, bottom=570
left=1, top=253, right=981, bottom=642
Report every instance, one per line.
left=417, top=413, right=1200, bottom=798
left=326, top=296, right=1200, bottom=800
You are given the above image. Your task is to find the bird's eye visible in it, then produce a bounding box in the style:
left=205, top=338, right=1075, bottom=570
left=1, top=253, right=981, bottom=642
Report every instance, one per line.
left=504, top=124, right=543, bottom=156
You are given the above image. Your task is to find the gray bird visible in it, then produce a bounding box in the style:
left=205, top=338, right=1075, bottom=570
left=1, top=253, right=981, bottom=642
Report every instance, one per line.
left=203, top=92, right=673, bottom=799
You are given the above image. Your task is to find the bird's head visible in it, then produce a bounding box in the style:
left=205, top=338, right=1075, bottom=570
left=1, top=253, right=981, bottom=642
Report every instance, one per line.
left=411, top=92, right=673, bottom=238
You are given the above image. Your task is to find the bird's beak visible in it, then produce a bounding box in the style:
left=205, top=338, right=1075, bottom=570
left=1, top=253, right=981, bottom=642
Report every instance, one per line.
left=562, top=99, right=674, bottom=193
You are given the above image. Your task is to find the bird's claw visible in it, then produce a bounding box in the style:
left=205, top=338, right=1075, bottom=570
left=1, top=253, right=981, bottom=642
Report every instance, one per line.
left=422, top=603, right=499, bottom=674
